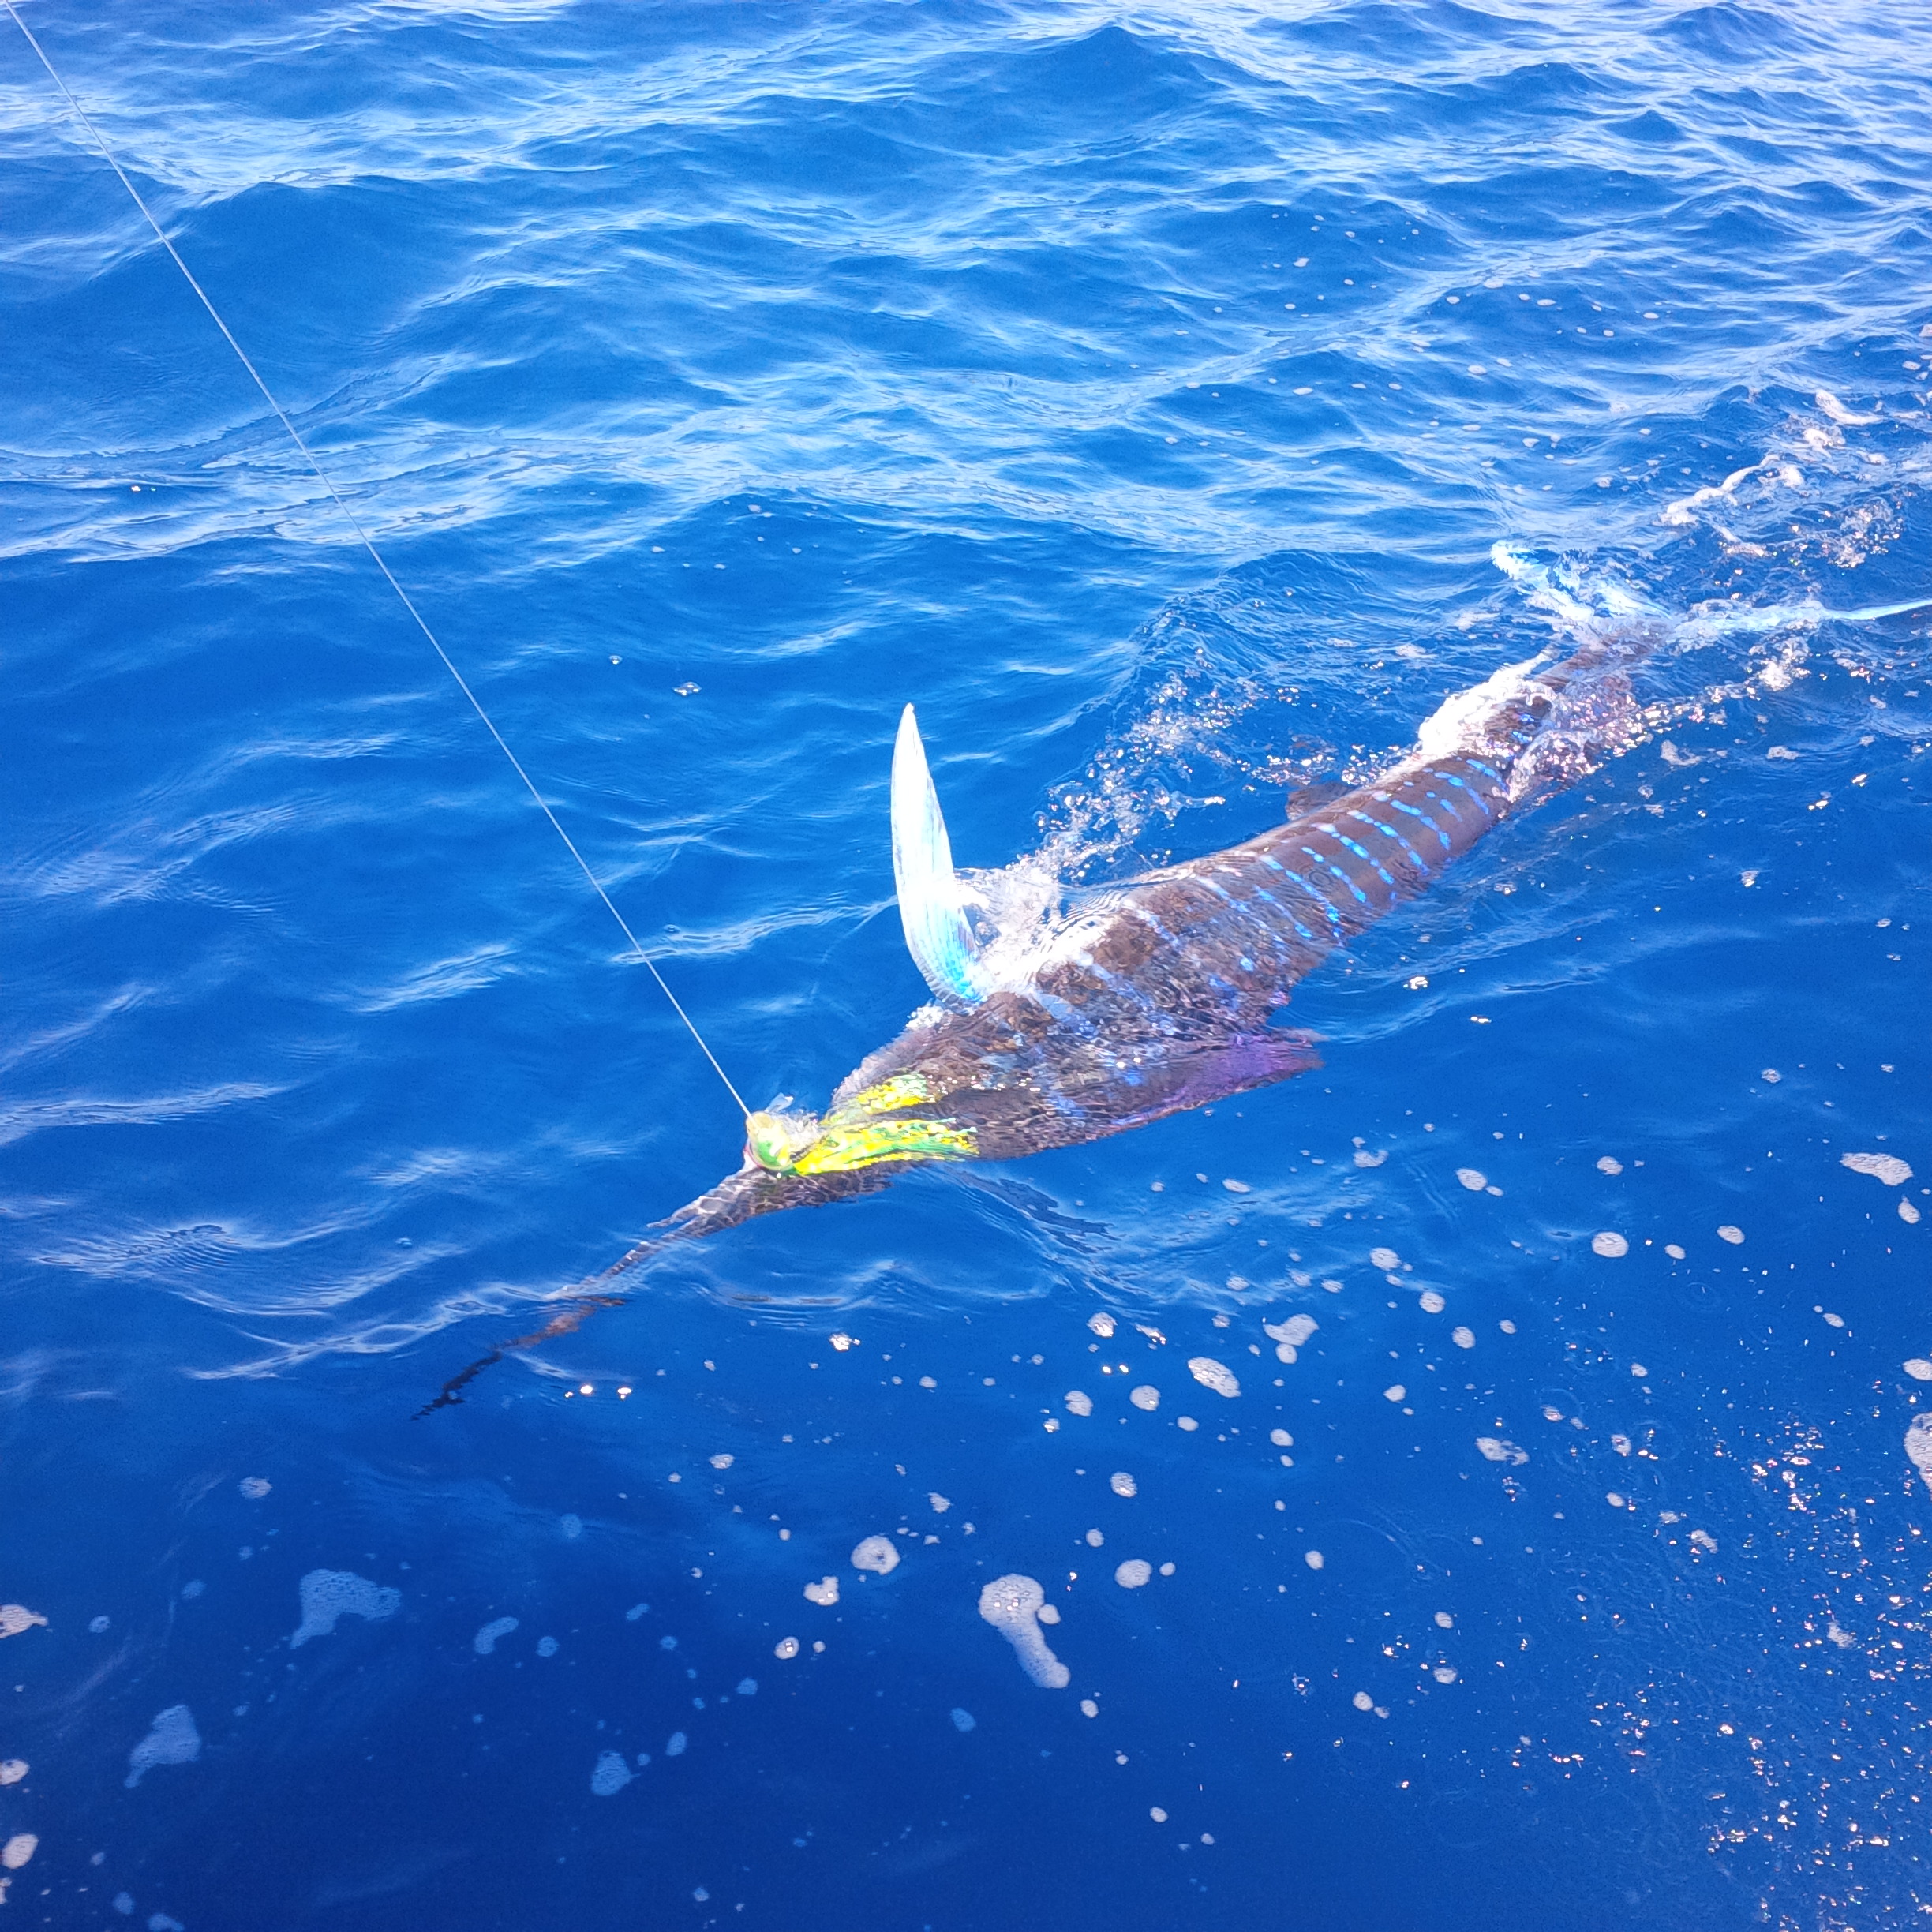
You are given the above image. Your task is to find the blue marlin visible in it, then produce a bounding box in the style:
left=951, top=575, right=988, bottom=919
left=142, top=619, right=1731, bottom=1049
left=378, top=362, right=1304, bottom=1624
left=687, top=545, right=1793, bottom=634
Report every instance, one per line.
left=417, top=564, right=1930, bottom=1408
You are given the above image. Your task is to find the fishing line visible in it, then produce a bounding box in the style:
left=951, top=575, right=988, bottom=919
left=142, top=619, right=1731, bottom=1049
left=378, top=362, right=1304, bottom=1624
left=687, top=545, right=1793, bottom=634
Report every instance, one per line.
left=6, top=1, right=752, bottom=1121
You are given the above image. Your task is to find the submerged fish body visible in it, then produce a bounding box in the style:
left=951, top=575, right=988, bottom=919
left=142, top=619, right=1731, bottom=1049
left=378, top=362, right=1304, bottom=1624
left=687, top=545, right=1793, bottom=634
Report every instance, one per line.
left=414, top=564, right=1930, bottom=1408
left=657, top=627, right=1641, bottom=1249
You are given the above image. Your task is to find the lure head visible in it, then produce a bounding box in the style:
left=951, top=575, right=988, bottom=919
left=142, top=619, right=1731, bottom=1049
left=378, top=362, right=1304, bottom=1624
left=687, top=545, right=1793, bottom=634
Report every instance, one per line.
left=744, top=1106, right=823, bottom=1176
left=743, top=1075, right=976, bottom=1177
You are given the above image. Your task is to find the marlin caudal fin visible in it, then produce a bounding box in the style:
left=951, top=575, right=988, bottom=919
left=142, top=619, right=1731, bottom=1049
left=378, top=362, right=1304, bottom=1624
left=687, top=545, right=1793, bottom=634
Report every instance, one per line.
left=891, top=705, right=985, bottom=1005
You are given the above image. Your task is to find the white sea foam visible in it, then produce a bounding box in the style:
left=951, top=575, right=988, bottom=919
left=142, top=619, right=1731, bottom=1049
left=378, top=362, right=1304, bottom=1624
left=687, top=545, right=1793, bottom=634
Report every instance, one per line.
left=1188, top=1357, right=1240, bottom=1398
left=1114, top=1560, right=1153, bottom=1589
left=125, top=1705, right=200, bottom=1788
left=1591, top=1232, right=1628, bottom=1258
left=978, top=1575, right=1069, bottom=1688
left=0, top=1607, right=45, bottom=1640
left=1109, top=1471, right=1137, bottom=1497
left=1088, top=1312, right=1117, bottom=1339
left=1129, top=1385, right=1160, bottom=1410
left=1476, top=1437, right=1528, bottom=1465
left=1907, top=1413, right=1932, bottom=1496
left=590, top=1750, right=632, bottom=1796
left=473, top=1616, right=518, bottom=1656
left=803, top=1576, right=839, bottom=1606
left=1456, top=1168, right=1487, bottom=1191
left=1065, top=1390, right=1094, bottom=1417
left=1844, top=1151, right=1912, bottom=1186
left=852, top=1536, right=900, bottom=1575
left=290, top=1571, right=399, bottom=1648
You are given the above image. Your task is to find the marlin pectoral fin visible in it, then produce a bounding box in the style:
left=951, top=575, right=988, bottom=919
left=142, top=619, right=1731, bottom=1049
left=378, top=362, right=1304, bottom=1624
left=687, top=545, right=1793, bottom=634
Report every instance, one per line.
left=891, top=703, right=985, bottom=1005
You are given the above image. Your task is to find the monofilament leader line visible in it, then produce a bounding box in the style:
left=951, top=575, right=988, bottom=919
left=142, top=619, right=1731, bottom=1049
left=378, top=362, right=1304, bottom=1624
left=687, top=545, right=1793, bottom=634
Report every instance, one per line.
left=7, top=2, right=752, bottom=1121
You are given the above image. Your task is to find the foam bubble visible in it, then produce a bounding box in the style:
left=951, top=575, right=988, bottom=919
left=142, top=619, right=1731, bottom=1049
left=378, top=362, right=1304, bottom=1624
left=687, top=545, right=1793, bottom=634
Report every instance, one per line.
left=852, top=1537, right=900, bottom=1575
left=0, top=1607, right=45, bottom=1641
left=803, top=1577, right=839, bottom=1606
left=473, top=1616, right=519, bottom=1656
left=951, top=1708, right=976, bottom=1732
left=1451, top=1326, right=1475, bottom=1349
left=1456, top=1169, right=1487, bottom=1191
left=1352, top=1690, right=1373, bottom=1711
left=290, top=1571, right=398, bottom=1649
left=0, top=1763, right=23, bottom=1787
left=1065, top=1390, right=1094, bottom=1417
left=1, top=1834, right=35, bottom=1870
left=710, top=1453, right=735, bottom=1470
left=1266, top=1314, right=1318, bottom=1347
left=1432, top=1665, right=1458, bottom=1685
left=1085, top=1529, right=1104, bottom=1547
left=1304, top=1550, right=1324, bottom=1570
left=1088, top=1312, right=1117, bottom=1339
left=1176, top=1416, right=1199, bottom=1432
left=1717, top=1225, right=1744, bottom=1245
left=1384, top=1384, right=1406, bottom=1402
left=1418, top=1290, right=1445, bottom=1313
left=238, top=1477, right=271, bottom=1499
left=1690, top=1529, right=1717, bottom=1552
left=125, top=1705, right=200, bottom=1788
left=1597, top=1156, right=1623, bottom=1175
left=561, top=1514, right=583, bottom=1538
left=665, top=1732, right=687, bottom=1757
left=1905, top=1360, right=1932, bottom=1381
left=775, top=1636, right=800, bottom=1659
left=1109, top=1471, right=1137, bottom=1497
left=1188, top=1357, right=1240, bottom=1398
left=1903, top=1200, right=1923, bottom=1226
left=1114, top=1560, right=1153, bottom=1589
left=590, top=1750, right=633, bottom=1796
left=929, top=1493, right=951, bottom=1512
left=1270, top=1428, right=1293, bottom=1447
left=1476, top=1437, right=1528, bottom=1465
left=536, top=1636, right=559, bottom=1657
left=1591, top=1232, right=1628, bottom=1258
left=1664, top=1245, right=1685, bottom=1260
left=978, top=1575, right=1069, bottom=1687
left=1369, top=1247, right=1400, bottom=1270
left=1129, top=1385, right=1160, bottom=1411
left=1905, top=1414, right=1932, bottom=1495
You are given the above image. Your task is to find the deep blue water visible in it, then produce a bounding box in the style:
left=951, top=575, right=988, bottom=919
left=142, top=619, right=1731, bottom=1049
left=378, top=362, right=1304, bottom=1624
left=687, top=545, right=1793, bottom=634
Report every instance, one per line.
left=6, top=3, right=1932, bottom=1926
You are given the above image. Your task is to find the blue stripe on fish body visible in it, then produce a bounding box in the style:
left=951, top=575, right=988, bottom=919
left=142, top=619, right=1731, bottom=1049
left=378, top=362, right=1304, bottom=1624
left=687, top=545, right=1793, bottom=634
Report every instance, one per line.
left=1351, top=808, right=1431, bottom=875
left=1298, top=845, right=1372, bottom=909
left=1387, top=796, right=1453, bottom=851
left=1279, top=866, right=1346, bottom=935
left=1329, top=829, right=1398, bottom=890
left=1441, top=772, right=1496, bottom=821
left=1252, top=886, right=1319, bottom=945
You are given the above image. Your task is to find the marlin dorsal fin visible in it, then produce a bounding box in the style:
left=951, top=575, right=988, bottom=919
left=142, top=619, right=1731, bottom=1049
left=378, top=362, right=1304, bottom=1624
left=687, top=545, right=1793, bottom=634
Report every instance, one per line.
left=890, top=704, right=984, bottom=1006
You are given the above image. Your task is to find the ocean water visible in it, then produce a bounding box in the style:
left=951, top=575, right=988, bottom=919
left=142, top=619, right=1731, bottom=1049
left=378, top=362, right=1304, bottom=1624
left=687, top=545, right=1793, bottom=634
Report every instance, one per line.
left=6, top=2, right=1932, bottom=1926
